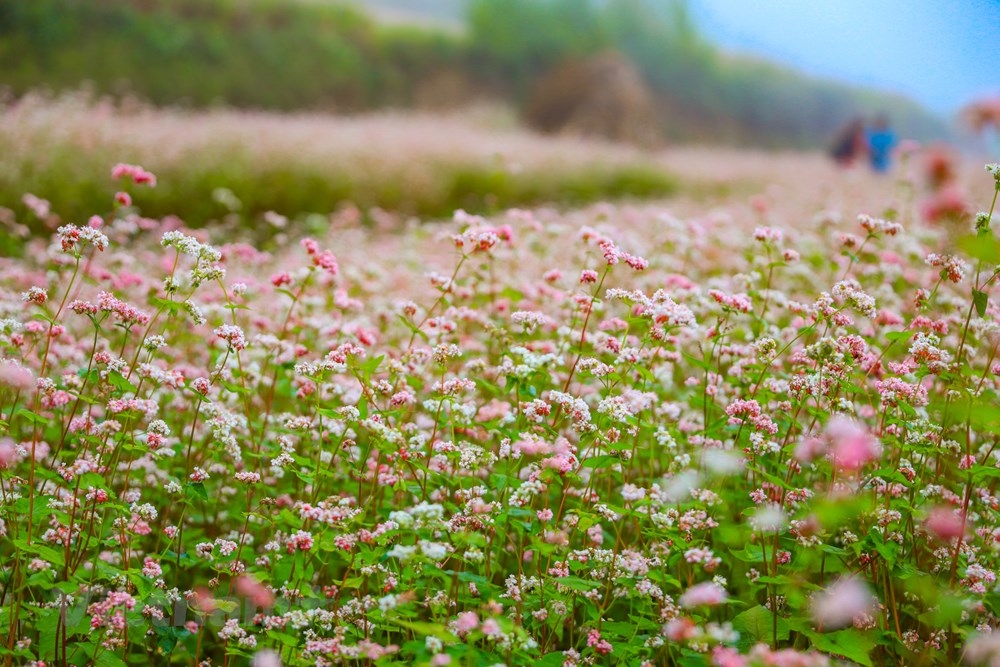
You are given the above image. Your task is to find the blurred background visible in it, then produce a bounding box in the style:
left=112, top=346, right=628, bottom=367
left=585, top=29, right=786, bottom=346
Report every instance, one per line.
left=1, top=0, right=998, bottom=232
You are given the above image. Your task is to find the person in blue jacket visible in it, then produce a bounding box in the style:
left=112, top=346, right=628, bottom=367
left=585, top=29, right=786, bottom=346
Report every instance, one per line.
left=867, top=115, right=896, bottom=173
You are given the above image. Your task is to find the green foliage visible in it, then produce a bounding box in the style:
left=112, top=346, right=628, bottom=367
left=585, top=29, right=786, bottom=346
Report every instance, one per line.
left=0, top=0, right=451, bottom=111
left=465, top=0, right=613, bottom=92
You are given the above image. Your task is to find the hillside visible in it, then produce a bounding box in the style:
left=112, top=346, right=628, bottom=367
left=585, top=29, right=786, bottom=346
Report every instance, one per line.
left=0, top=0, right=951, bottom=148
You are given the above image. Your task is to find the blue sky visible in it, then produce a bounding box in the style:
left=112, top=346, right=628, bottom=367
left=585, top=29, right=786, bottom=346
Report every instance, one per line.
left=688, top=0, right=1000, bottom=115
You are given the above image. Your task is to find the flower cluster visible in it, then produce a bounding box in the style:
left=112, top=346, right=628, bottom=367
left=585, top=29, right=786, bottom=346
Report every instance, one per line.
left=1, top=154, right=999, bottom=667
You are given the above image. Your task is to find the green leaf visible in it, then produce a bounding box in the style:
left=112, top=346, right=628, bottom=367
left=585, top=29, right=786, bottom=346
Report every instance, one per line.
left=808, top=629, right=876, bottom=666
left=884, top=330, right=914, bottom=344
left=150, top=296, right=186, bottom=315
left=677, top=650, right=711, bottom=667
left=94, top=651, right=128, bottom=667
left=12, top=540, right=65, bottom=568
left=729, top=544, right=766, bottom=564
left=397, top=314, right=429, bottom=342
left=748, top=466, right=790, bottom=490
left=219, top=379, right=250, bottom=396
left=555, top=576, right=598, bottom=592
left=154, top=625, right=186, bottom=653
left=871, top=536, right=899, bottom=567
left=974, top=467, right=1000, bottom=483
left=974, top=289, right=989, bottom=317
left=919, top=593, right=965, bottom=626
left=391, top=619, right=458, bottom=642
left=601, top=620, right=639, bottom=639
left=357, top=354, right=384, bottom=380
left=581, top=455, right=620, bottom=470
left=268, top=631, right=300, bottom=647
left=107, top=370, right=137, bottom=394
left=185, top=482, right=208, bottom=502
left=13, top=408, right=47, bottom=425
left=732, top=605, right=790, bottom=648
left=682, top=352, right=711, bottom=371
left=957, top=234, right=1000, bottom=264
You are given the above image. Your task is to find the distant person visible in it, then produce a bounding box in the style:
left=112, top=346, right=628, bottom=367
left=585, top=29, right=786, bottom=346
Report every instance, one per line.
left=866, top=114, right=896, bottom=173
left=830, top=118, right=867, bottom=167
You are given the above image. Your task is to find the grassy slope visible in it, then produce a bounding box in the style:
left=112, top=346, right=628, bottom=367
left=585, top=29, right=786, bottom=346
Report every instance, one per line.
left=0, top=96, right=678, bottom=241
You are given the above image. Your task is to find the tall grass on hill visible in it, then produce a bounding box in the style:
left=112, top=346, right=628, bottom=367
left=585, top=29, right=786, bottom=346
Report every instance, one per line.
left=0, top=95, right=677, bottom=240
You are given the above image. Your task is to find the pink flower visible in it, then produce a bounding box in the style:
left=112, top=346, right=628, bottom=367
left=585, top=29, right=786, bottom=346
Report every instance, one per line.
left=712, top=646, right=748, bottom=667
left=300, top=238, right=338, bottom=275
left=925, top=506, right=966, bottom=541
left=236, top=576, right=275, bottom=609
left=0, top=438, right=17, bottom=470
left=750, top=195, right=769, bottom=215
left=679, top=581, right=728, bottom=608
left=285, top=530, right=314, bottom=553
left=141, top=558, right=162, bottom=578
left=664, top=617, right=698, bottom=641
left=513, top=438, right=551, bottom=456
left=964, top=631, right=1000, bottom=666
left=753, top=225, right=781, bottom=242
left=190, top=588, right=216, bottom=614
left=21, top=287, right=47, bottom=305
left=709, top=289, right=753, bottom=313
left=794, top=436, right=826, bottom=463
left=97, top=291, right=150, bottom=326
left=825, top=416, right=880, bottom=470
left=587, top=629, right=613, bottom=655
left=921, top=183, right=970, bottom=223
left=623, top=253, right=648, bottom=271
left=454, top=611, right=479, bottom=634
left=480, top=618, right=501, bottom=636
left=111, top=163, right=157, bottom=186
left=251, top=650, right=282, bottom=667
left=215, top=324, right=248, bottom=352
left=22, top=193, right=51, bottom=218
left=811, top=577, right=874, bottom=629
left=0, top=360, right=33, bottom=391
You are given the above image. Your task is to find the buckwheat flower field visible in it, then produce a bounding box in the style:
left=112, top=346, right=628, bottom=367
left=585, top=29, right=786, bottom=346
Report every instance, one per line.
left=3, top=149, right=1000, bottom=667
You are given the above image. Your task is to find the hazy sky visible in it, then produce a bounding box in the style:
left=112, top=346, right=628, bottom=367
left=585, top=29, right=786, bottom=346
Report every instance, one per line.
left=689, top=0, right=1000, bottom=115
